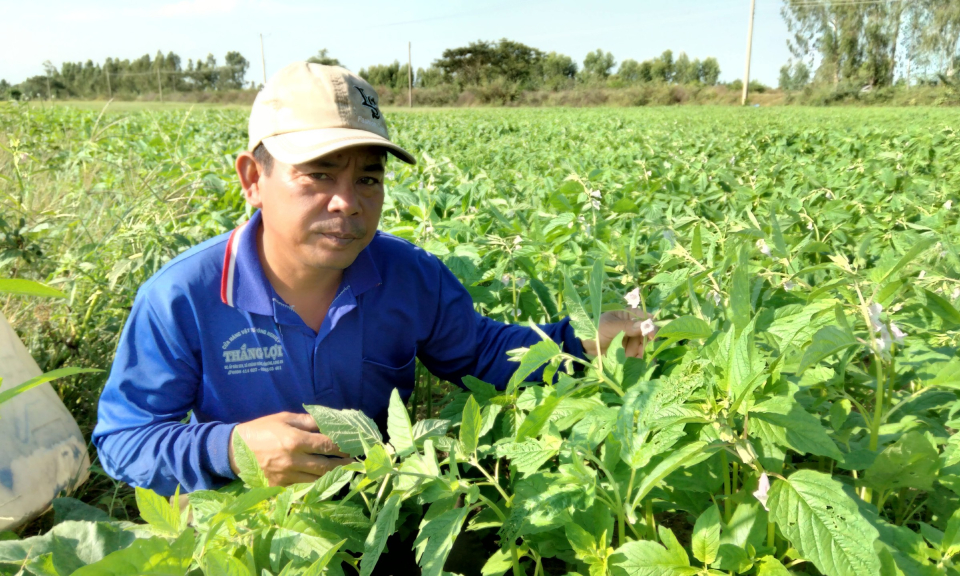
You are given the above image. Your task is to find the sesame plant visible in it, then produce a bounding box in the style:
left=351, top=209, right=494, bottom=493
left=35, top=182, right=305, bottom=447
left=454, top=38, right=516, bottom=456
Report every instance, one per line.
left=1, top=104, right=959, bottom=575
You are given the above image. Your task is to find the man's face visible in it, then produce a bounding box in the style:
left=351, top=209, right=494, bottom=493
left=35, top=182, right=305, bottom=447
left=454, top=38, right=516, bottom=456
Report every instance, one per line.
left=249, top=146, right=386, bottom=271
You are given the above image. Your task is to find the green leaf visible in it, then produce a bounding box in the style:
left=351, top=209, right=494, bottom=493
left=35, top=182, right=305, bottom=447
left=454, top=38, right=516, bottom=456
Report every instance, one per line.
left=610, top=536, right=698, bottom=576
left=360, top=493, right=401, bottom=576
left=923, top=289, right=960, bottom=327
left=414, top=506, right=469, bottom=576
left=730, top=265, right=752, bottom=335
left=879, top=237, right=935, bottom=283
left=770, top=212, right=787, bottom=257
left=631, top=441, right=716, bottom=507
left=270, top=528, right=341, bottom=570
left=135, top=487, right=181, bottom=536
left=52, top=498, right=111, bottom=524
left=589, top=258, right=605, bottom=324
left=496, top=435, right=562, bottom=476
left=755, top=556, right=792, bottom=576
left=767, top=470, right=881, bottom=576
left=863, top=431, right=940, bottom=492
left=387, top=388, right=416, bottom=458
left=0, top=367, right=101, bottom=405
left=564, top=275, right=598, bottom=341
left=363, top=444, right=393, bottom=480
left=0, top=278, right=67, bottom=298
left=412, top=419, right=451, bottom=447
left=203, top=549, right=254, bottom=576
left=460, top=395, right=482, bottom=455
left=691, top=224, right=703, bottom=261
left=516, top=392, right=560, bottom=442
left=302, top=539, right=346, bottom=576
left=943, top=507, right=960, bottom=557
left=691, top=504, right=721, bottom=565
left=481, top=549, right=514, bottom=576
left=306, top=466, right=355, bottom=502
left=751, top=395, right=843, bottom=460
left=655, top=316, right=713, bottom=345
left=796, top=325, right=858, bottom=375
left=929, top=357, right=960, bottom=390
left=507, top=339, right=561, bottom=394
left=232, top=432, right=269, bottom=488
left=72, top=531, right=195, bottom=576
left=565, top=523, right=599, bottom=561
left=305, top=404, right=383, bottom=458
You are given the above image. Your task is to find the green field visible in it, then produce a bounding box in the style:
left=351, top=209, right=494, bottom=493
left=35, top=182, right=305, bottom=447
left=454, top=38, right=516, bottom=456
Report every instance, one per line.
left=1, top=102, right=959, bottom=575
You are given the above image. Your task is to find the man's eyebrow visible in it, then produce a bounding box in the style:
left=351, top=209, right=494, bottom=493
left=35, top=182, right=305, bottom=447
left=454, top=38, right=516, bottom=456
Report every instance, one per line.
left=303, top=159, right=343, bottom=170
left=362, top=162, right=385, bottom=172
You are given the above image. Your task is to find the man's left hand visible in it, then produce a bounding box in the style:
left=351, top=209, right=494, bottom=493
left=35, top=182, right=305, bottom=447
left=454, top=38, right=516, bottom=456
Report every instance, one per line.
left=581, top=308, right=657, bottom=359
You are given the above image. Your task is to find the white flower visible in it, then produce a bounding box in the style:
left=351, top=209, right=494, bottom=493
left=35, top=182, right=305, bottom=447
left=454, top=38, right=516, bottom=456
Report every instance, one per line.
left=424, top=224, right=434, bottom=234
left=876, top=326, right=892, bottom=354
left=501, top=274, right=511, bottom=285
left=513, top=236, right=522, bottom=246
left=639, top=318, right=656, bottom=337
left=708, top=290, right=722, bottom=306
left=753, top=473, right=770, bottom=511
left=825, top=191, right=834, bottom=200
left=918, top=270, right=926, bottom=279
left=386, top=171, right=395, bottom=180
left=730, top=155, right=736, bottom=165
left=516, top=278, right=526, bottom=289
left=890, top=323, right=907, bottom=344
left=757, top=239, right=772, bottom=256
left=945, top=200, right=953, bottom=210
left=952, top=288, right=960, bottom=300
left=784, top=281, right=796, bottom=291
left=645, top=171, right=652, bottom=177
left=807, top=222, right=814, bottom=231
left=625, top=288, right=641, bottom=308
left=664, top=161, right=671, bottom=169
left=567, top=221, right=574, bottom=229
left=588, top=189, right=602, bottom=199
left=868, top=303, right=883, bottom=332
left=590, top=199, right=601, bottom=211
left=663, top=230, right=676, bottom=247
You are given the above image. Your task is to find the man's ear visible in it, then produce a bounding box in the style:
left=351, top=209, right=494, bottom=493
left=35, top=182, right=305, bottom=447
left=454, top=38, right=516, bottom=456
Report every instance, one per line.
left=236, top=151, right=264, bottom=209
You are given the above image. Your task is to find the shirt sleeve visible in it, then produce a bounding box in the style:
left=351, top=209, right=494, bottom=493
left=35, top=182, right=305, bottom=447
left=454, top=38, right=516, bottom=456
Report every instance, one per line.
left=417, top=256, right=586, bottom=390
left=91, top=293, right=235, bottom=496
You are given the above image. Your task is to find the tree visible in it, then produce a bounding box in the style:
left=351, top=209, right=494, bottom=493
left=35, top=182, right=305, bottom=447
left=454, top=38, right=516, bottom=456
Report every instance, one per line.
left=651, top=50, right=674, bottom=82
left=416, top=66, right=444, bottom=88
left=542, top=52, right=577, bottom=89
left=0, top=79, right=9, bottom=99
left=222, top=51, right=249, bottom=89
left=618, top=59, right=642, bottom=83
left=582, top=49, right=615, bottom=79
left=674, top=52, right=695, bottom=83
left=308, top=49, right=341, bottom=67
left=434, top=39, right=545, bottom=88
left=700, top=57, right=721, bottom=85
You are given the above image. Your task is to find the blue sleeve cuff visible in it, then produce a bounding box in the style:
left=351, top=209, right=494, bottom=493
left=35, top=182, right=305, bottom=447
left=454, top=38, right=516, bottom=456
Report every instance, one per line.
left=206, top=422, right=238, bottom=480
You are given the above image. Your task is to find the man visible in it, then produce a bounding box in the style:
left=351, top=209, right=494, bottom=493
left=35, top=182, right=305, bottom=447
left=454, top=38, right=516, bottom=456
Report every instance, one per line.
left=93, top=63, right=651, bottom=496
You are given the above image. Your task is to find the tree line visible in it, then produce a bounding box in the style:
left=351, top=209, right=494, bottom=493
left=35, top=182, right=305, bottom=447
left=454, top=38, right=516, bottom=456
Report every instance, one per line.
left=358, top=40, right=722, bottom=92
left=1, top=51, right=250, bottom=100
left=780, top=0, right=960, bottom=89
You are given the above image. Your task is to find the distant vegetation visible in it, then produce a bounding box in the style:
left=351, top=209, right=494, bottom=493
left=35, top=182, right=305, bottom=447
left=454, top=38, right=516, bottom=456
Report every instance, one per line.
left=2, top=0, right=958, bottom=107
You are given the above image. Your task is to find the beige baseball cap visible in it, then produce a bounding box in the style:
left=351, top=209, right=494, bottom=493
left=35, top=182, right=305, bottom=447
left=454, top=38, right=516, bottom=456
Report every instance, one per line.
left=248, top=62, right=416, bottom=165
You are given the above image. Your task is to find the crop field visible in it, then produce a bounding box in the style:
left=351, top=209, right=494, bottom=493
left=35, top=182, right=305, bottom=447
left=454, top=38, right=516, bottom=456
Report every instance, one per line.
left=1, top=102, right=959, bottom=576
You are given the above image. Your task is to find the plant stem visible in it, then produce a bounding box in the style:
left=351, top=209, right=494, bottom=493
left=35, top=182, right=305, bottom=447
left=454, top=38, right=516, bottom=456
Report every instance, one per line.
left=511, top=543, right=523, bottom=576
left=721, top=450, right=732, bottom=522
left=472, top=459, right=511, bottom=502
left=767, top=521, right=775, bottom=550
left=645, top=500, right=656, bottom=541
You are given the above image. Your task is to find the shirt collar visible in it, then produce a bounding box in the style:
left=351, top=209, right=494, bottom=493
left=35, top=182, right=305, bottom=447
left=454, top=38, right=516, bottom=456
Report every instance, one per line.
left=220, top=210, right=382, bottom=316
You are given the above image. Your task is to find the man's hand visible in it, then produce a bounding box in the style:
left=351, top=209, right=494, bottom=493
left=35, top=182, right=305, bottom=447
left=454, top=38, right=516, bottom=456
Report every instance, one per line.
left=228, top=412, right=353, bottom=486
left=581, top=308, right=657, bottom=359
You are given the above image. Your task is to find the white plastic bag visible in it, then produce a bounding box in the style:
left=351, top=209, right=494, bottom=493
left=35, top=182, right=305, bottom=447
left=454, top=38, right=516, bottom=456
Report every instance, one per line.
left=0, top=312, right=90, bottom=530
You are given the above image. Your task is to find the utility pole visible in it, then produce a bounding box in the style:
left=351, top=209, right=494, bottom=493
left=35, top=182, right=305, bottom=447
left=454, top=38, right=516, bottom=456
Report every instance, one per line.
left=46, top=73, right=52, bottom=101
left=157, top=67, right=163, bottom=103
left=741, top=0, right=757, bottom=106
left=408, top=41, right=413, bottom=108
left=105, top=67, right=112, bottom=98
left=260, top=33, right=267, bottom=86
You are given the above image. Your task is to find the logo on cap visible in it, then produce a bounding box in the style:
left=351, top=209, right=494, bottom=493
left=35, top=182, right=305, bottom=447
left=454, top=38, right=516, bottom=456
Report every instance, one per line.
left=355, top=87, right=381, bottom=120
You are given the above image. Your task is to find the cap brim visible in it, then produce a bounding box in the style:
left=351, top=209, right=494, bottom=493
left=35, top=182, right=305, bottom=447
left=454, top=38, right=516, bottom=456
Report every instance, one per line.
left=260, top=128, right=416, bottom=166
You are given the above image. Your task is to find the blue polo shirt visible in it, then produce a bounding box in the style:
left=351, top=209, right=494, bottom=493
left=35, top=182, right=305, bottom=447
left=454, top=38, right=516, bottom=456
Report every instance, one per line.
left=92, top=210, right=585, bottom=495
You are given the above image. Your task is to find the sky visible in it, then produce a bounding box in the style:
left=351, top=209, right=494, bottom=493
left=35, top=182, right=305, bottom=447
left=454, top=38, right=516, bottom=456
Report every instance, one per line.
left=0, top=0, right=793, bottom=87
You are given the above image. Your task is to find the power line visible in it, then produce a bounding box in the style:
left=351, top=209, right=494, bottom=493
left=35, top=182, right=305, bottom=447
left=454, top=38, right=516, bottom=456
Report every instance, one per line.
left=787, top=0, right=903, bottom=7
